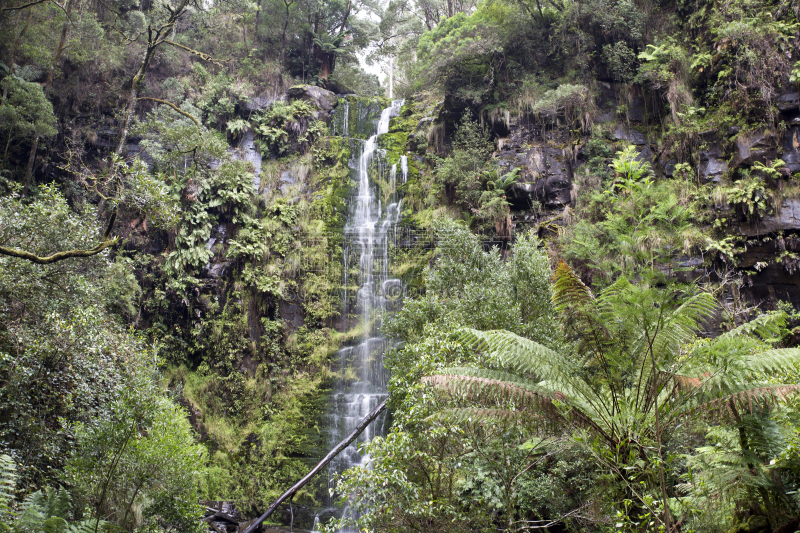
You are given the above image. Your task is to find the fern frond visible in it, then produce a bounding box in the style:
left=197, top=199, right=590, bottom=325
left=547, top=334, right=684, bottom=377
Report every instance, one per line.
left=741, top=348, right=800, bottom=376
left=428, top=408, right=529, bottom=425
left=552, top=261, right=594, bottom=310
left=719, top=311, right=786, bottom=343
left=69, top=519, right=107, bottom=533
left=424, top=372, right=564, bottom=409
left=453, top=329, right=569, bottom=381
left=0, top=455, right=16, bottom=509
left=42, top=487, right=72, bottom=521
left=13, top=64, right=44, bottom=82
left=682, top=383, right=800, bottom=421
left=552, top=262, right=614, bottom=358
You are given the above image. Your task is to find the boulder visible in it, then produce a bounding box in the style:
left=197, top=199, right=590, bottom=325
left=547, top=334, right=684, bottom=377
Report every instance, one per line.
left=502, top=146, right=573, bottom=208
left=738, top=198, right=800, bottom=236
left=777, top=91, right=800, bottom=112
left=703, top=157, right=728, bottom=182
left=287, top=85, right=338, bottom=112
left=612, top=125, right=648, bottom=145
left=732, top=130, right=778, bottom=167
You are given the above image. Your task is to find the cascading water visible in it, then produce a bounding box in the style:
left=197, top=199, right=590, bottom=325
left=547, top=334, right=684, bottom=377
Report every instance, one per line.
left=315, top=98, right=405, bottom=532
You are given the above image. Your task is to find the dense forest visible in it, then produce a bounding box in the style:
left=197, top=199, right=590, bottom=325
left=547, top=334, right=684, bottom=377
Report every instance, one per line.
left=2, top=0, right=800, bottom=531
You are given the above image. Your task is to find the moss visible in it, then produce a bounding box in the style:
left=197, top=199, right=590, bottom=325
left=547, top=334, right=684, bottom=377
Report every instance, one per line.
left=377, top=132, right=408, bottom=161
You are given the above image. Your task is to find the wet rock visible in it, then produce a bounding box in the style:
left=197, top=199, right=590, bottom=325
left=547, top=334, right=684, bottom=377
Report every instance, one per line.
left=503, top=146, right=573, bottom=208
left=732, top=130, right=778, bottom=167
left=612, top=125, right=648, bottom=145
left=738, top=199, right=800, bottom=236
left=784, top=151, right=800, bottom=173
left=595, top=110, right=615, bottom=124
left=627, top=95, right=647, bottom=122
left=244, top=93, right=283, bottom=112
left=280, top=295, right=304, bottom=333
left=287, top=85, right=338, bottom=112
left=208, top=262, right=229, bottom=279
left=782, top=128, right=800, bottom=173
left=703, top=157, right=728, bottom=182
left=777, top=92, right=800, bottom=112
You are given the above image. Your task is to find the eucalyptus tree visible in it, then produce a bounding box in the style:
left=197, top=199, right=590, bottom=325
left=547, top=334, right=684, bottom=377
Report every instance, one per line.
left=426, top=263, right=800, bottom=531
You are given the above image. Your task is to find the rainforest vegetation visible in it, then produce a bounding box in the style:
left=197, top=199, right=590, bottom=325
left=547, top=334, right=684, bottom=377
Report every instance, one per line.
left=2, top=0, right=800, bottom=531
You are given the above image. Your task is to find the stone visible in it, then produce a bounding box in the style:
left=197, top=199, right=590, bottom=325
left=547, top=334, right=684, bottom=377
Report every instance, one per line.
left=244, top=93, right=282, bottom=112
left=627, top=95, right=646, bottom=122
left=595, top=110, right=615, bottom=124
left=738, top=198, right=800, bottom=236
left=612, top=125, right=647, bottom=145
left=703, top=157, right=728, bottom=181
left=784, top=151, right=800, bottom=173
left=287, top=84, right=338, bottom=112
left=777, top=91, right=800, bottom=112
left=507, top=146, right=573, bottom=208
left=732, top=130, right=778, bottom=167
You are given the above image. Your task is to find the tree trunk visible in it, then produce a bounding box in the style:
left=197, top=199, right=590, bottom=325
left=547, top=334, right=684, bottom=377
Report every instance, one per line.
left=116, top=0, right=189, bottom=154
left=23, top=0, right=75, bottom=194
left=240, top=398, right=387, bottom=533
left=254, top=0, right=260, bottom=47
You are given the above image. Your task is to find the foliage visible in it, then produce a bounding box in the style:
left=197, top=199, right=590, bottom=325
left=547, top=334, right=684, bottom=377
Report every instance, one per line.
left=332, top=219, right=566, bottom=532
left=253, top=100, right=320, bottom=156
left=0, top=76, right=57, bottom=169
left=67, top=396, right=206, bottom=533
left=563, top=146, right=705, bottom=283
left=424, top=263, right=800, bottom=529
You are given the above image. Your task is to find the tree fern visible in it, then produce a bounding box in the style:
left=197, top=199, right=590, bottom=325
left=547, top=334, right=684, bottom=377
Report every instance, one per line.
left=423, top=263, right=800, bottom=530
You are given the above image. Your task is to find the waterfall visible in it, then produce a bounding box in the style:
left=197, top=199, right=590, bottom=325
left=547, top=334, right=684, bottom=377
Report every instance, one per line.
left=315, top=98, right=405, bottom=532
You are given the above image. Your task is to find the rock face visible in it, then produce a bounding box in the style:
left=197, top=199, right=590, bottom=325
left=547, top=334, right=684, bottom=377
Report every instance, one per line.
left=739, top=199, right=800, bottom=236
left=287, top=84, right=338, bottom=113
left=497, top=145, right=574, bottom=208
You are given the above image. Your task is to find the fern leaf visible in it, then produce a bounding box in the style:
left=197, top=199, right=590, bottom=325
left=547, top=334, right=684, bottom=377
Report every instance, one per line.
left=0, top=455, right=16, bottom=509
left=427, top=408, right=529, bottom=425
left=453, top=329, right=568, bottom=381
left=719, top=311, right=786, bottom=342
left=682, top=383, right=800, bottom=421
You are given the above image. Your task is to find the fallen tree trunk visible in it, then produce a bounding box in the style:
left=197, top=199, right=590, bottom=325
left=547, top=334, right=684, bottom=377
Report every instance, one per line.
left=240, top=397, right=388, bottom=533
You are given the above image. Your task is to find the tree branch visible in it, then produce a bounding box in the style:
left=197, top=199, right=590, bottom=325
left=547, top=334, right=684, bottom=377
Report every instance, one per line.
left=135, top=97, right=201, bottom=127
left=161, top=39, right=225, bottom=68
left=240, top=398, right=388, bottom=533
left=0, top=0, right=49, bottom=12
left=0, top=211, right=117, bottom=264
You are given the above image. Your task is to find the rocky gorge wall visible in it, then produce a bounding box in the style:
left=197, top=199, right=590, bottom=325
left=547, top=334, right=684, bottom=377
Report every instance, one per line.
left=121, top=76, right=800, bottom=530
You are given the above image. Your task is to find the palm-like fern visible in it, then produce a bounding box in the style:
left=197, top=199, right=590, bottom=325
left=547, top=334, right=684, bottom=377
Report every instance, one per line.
left=11, top=487, right=106, bottom=533
left=423, top=262, right=800, bottom=528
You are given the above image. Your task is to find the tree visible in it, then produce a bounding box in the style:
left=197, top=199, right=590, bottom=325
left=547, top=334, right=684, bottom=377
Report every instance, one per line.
left=0, top=76, right=57, bottom=169
left=425, top=263, right=800, bottom=530
left=329, top=221, right=579, bottom=532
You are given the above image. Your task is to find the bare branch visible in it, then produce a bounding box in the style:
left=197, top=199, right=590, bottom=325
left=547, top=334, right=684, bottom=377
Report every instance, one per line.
left=0, top=0, right=49, bottom=12
left=0, top=212, right=117, bottom=264
left=136, top=97, right=201, bottom=127
left=162, top=39, right=226, bottom=68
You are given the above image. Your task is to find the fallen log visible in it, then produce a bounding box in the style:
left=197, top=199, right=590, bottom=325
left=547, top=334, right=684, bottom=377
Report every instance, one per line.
left=240, top=398, right=388, bottom=533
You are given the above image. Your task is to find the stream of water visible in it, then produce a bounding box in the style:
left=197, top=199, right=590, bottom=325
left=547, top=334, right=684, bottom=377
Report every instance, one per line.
left=312, top=99, right=406, bottom=532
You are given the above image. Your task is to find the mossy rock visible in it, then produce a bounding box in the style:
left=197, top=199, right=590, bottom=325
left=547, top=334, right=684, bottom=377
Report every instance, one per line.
left=727, top=515, right=770, bottom=533
left=330, top=95, right=387, bottom=139
left=378, top=132, right=408, bottom=162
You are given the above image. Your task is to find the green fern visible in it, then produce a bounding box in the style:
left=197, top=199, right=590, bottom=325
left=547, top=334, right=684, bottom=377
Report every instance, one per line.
left=423, top=263, right=800, bottom=527
left=8, top=487, right=107, bottom=533
left=0, top=456, right=15, bottom=508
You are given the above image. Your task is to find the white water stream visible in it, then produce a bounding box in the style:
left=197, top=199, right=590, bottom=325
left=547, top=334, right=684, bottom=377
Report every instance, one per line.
left=313, top=99, right=406, bottom=532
